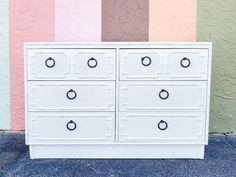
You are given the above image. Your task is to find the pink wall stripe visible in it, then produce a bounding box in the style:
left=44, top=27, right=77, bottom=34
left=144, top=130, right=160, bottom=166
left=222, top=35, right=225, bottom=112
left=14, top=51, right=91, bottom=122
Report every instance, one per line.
left=9, top=0, right=55, bottom=130
left=149, top=0, right=196, bottom=41
left=55, top=0, right=101, bottom=41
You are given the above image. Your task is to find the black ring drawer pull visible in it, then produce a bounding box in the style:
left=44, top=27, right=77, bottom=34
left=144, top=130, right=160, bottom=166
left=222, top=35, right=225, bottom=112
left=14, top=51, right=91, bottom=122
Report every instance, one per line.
left=157, top=120, right=168, bottom=130
left=141, top=56, right=151, bottom=66
left=66, top=89, right=77, bottom=100
left=180, top=57, right=191, bottom=68
left=159, top=89, right=169, bottom=100
left=45, top=57, right=55, bottom=68
left=66, top=120, right=77, bottom=131
left=87, top=57, right=98, bottom=68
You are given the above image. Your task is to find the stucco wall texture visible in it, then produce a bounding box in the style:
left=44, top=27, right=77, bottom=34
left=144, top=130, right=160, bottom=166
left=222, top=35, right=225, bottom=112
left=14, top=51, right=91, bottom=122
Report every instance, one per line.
left=9, top=0, right=55, bottom=130
left=0, top=0, right=10, bottom=129
left=102, top=0, right=149, bottom=41
left=197, top=0, right=236, bottom=132
left=0, top=0, right=235, bottom=132
left=149, top=0, right=196, bottom=41
left=55, top=0, right=101, bottom=42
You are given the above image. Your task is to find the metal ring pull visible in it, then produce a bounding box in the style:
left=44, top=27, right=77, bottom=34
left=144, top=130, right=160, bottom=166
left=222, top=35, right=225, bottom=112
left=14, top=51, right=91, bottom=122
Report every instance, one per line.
left=157, top=120, right=168, bottom=130
left=87, top=57, right=98, bottom=68
left=45, top=57, right=55, bottom=68
left=66, top=89, right=77, bottom=100
left=159, top=89, right=169, bottom=100
left=141, top=56, right=151, bottom=66
left=66, top=120, right=77, bottom=131
left=180, top=57, right=191, bottom=68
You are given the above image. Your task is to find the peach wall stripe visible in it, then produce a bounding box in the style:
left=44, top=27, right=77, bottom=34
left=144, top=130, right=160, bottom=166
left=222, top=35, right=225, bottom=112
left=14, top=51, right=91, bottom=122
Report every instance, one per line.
left=0, top=0, right=10, bottom=129
left=55, top=0, right=101, bottom=41
left=149, top=0, right=196, bottom=41
left=9, top=0, right=55, bottom=130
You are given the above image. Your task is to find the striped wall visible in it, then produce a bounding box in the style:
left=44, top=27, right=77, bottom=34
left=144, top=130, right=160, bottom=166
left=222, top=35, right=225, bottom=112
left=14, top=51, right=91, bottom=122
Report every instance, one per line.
left=0, top=0, right=235, bottom=132
left=9, top=0, right=55, bottom=130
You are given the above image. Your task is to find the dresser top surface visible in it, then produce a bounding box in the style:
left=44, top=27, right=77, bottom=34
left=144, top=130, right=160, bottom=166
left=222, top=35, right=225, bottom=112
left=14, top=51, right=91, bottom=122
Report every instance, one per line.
left=24, top=42, right=212, bottom=49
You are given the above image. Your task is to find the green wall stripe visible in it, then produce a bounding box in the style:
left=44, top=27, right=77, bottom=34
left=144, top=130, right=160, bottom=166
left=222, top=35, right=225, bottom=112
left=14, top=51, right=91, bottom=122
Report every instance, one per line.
left=0, top=0, right=10, bottom=129
left=197, top=0, right=236, bottom=132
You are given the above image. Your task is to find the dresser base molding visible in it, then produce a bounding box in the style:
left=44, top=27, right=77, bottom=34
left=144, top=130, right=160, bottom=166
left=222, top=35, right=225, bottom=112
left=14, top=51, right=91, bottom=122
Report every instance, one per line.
left=29, top=145, right=204, bottom=159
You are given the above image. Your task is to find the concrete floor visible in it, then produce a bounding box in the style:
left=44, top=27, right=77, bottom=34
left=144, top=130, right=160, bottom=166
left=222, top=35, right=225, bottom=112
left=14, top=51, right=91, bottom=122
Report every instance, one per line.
left=0, top=132, right=235, bottom=177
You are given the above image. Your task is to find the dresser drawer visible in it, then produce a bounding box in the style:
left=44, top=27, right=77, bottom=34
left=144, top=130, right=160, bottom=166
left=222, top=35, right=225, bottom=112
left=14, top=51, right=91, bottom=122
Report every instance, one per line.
left=27, top=49, right=71, bottom=80
left=28, top=112, right=115, bottom=144
left=120, top=49, right=162, bottom=80
left=28, top=81, right=115, bottom=111
left=74, top=49, right=116, bottom=80
left=27, top=49, right=116, bottom=80
left=166, top=49, right=208, bottom=80
left=120, top=49, right=208, bottom=80
left=119, top=81, right=207, bottom=111
left=119, top=112, right=205, bottom=144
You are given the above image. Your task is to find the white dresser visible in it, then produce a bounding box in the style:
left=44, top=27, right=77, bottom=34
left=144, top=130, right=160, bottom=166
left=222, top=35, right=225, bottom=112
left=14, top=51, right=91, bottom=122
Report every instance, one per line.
left=24, top=42, right=212, bottom=159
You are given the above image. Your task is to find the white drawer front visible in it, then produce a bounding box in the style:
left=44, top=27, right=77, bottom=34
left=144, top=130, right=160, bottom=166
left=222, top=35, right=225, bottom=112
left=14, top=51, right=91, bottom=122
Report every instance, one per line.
left=74, top=49, right=116, bottom=80
left=27, top=49, right=71, bottom=80
left=166, top=49, right=208, bottom=80
left=120, top=49, right=208, bottom=80
left=120, top=49, right=162, bottom=80
left=119, top=112, right=205, bottom=144
left=28, top=112, right=115, bottom=144
left=119, top=81, right=207, bottom=111
left=27, top=49, right=116, bottom=80
left=28, top=81, right=115, bottom=111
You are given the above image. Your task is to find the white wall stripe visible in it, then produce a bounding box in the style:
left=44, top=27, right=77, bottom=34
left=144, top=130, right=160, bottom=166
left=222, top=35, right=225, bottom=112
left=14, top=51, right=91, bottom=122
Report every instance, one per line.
left=55, top=0, right=102, bottom=42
